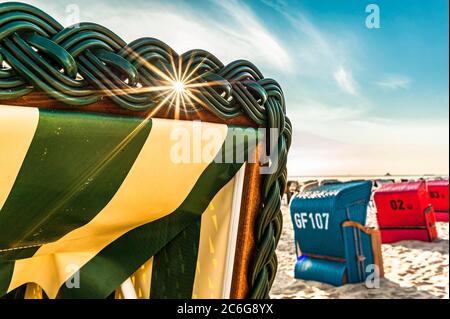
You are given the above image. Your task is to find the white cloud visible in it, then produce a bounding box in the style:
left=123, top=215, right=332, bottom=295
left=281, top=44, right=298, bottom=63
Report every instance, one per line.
left=280, top=11, right=337, bottom=77
left=263, top=3, right=359, bottom=79
left=375, top=75, right=411, bottom=90
left=334, top=67, right=358, bottom=95
left=288, top=118, right=449, bottom=176
left=213, top=0, right=291, bottom=72
left=261, top=2, right=364, bottom=115
left=261, top=0, right=288, bottom=11
left=20, top=0, right=291, bottom=73
left=291, top=98, right=365, bottom=122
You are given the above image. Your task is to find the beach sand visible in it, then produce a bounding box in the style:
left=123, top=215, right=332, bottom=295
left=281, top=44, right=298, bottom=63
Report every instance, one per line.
left=271, top=205, right=449, bottom=299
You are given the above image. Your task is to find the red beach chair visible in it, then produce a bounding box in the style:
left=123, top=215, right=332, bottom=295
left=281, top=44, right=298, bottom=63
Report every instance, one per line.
left=374, top=181, right=438, bottom=243
left=427, top=179, right=449, bottom=222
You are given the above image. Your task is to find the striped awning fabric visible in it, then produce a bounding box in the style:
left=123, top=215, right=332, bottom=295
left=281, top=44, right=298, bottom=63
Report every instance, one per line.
left=0, top=105, right=257, bottom=298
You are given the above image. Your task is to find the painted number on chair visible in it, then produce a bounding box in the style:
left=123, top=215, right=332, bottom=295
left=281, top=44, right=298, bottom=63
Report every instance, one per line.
left=430, top=191, right=444, bottom=199
left=294, top=213, right=329, bottom=230
left=389, top=199, right=413, bottom=210
left=389, top=199, right=405, bottom=210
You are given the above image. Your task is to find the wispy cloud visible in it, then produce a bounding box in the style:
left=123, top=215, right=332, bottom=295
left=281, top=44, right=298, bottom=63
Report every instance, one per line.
left=375, top=75, right=412, bottom=90
left=261, top=0, right=288, bottom=12
left=261, top=0, right=364, bottom=117
left=21, top=0, right=291, bottom=72
left=334, top=67, right=358, bottom=96
left=293, top=98, right=365, bottom=122
left=263, top=2, right=359, bottom=80
left=17, top=0, right=448, bottom=176
left=213, top=0, right=291, bottom=72
left=276, top=9, right=337, bottom=77
left=289, top=117, right=449, bottom=176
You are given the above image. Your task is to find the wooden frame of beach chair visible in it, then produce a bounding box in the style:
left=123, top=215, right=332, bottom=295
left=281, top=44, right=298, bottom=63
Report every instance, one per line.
left=0, top=2, right=291, bottom=299
left=341, top=221, right=384, bottom=279
left=293, top=222, right=384, bottom=286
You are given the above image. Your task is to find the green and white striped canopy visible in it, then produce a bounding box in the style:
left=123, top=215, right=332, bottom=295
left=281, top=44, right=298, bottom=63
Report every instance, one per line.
left=0, top=105, right=257, bottom=298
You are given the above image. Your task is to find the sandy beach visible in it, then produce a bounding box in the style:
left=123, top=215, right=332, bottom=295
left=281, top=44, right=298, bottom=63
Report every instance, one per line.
left=271, top=204, right=449, bottom=299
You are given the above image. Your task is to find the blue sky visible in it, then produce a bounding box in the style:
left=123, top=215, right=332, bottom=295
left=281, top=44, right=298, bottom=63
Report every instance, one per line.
left=21, top=0, right=449, bottom=175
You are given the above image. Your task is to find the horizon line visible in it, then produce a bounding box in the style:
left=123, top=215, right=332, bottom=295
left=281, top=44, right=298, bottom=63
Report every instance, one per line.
left=288, top=173, right=449, bottom=178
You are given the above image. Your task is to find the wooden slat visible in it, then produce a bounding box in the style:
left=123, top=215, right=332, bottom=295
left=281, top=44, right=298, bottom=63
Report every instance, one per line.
left=230, top=161, right=262, bottom=298
left=1, top=92, right=257, bottom=127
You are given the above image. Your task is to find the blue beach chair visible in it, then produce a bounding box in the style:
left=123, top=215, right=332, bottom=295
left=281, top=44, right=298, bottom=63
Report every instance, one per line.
left=290, top=181, right=384, bottom=286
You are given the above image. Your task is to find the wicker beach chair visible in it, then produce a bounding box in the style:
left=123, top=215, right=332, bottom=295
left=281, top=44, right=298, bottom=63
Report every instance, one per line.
left=427, top=179, right=449, bottom=222
left=290, top=181, right=383, bottom=286
left=285, top=180, right=300, bottom=205
left=300, top=180, right=319, bottom=192
left=0, top=2, right=291, bottom=299
left=320, top=179, right=341, bottom=186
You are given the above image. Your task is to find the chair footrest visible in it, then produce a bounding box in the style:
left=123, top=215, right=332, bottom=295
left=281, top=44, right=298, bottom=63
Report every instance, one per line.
left=294, top=256, right=346, bottom=286
left=380, top=228, right=437, bottom=243
left=435, top=211, right=449, bottom=222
